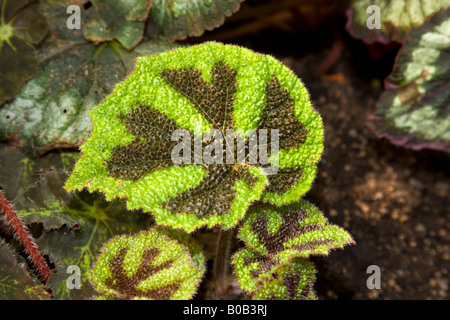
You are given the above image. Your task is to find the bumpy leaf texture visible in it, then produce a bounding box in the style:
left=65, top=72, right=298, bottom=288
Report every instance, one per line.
left=369, top=7, right=450, bottom=152
left=83, top=0, right=152, bottom=50
left=238, top=200, right=355, bottom=258
left=252, top=258, right=317, bottom=300
left=0, top=0, right=180, bottom=155
left=147, top=0, right=243, bottom=41
left=90, top=228, right=205, bottom=300
left=64, top=42, right=324, bottom=232
left=13, top=170, right=153, bottom=300
left=346, top=0, right=450, bottom=44
left=232, top=200, right=353, bottom=295
left=0, top=0, right=47, bottom=105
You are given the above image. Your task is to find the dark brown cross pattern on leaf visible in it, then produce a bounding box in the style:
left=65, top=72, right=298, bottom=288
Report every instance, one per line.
left=283, top=268, right=306, bottom=300
left=160, top=61, right=237, bottom=132
left=106, top=61, right=310, bottom=218
left=107, top=106, right=184, bottom=181
left=102, top=247, right=180, bottom=300
left=251, top=209, right=324, bottom=255
left=264, top=266, right=315, bottom=300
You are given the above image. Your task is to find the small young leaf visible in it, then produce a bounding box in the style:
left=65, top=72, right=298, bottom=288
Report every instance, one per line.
left=238, top=200, right=355, bottom=258
left=83, top=0, right=152, bottom=50
left=252, top=258, right=317, bottom=300
left=90, top=228, right=205, bottom=300
left=232, top=247, right=278, bottom=292
left=147, top=0, right=243, bottom=41
left=346, top=0, right=450, bottom=44
left=0, top=0, right=47, bottom=104
left=368, top=7, right=450, bottom=152
left=64, top=42, right=324, bottom=232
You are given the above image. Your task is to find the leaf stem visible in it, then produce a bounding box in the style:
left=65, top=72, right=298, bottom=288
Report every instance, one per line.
left=0, top=191, right=51, bottom=283
left=212, top=228, right=234, bottom=294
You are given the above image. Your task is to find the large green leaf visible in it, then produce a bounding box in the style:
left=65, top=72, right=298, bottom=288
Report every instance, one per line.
left=346, top=0, right=450, bottom=43
left=64, top=42, right=324, bottom=232
left=368, top=7, right=450, bottom=152
left=83, top=0, right=152, bottom=50
left=13, top=170, right=153, bottom=300
left=0, top=0, right=180, bottom=155
left=90, top=228, right=205, bottom=300
left=147, top=0, right=243, bottom=41
left=0, top=241, right=51, bottom=300
left=0, top=0, right=47, bottom=105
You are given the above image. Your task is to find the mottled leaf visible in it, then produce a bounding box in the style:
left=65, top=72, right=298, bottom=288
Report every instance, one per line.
left=252, top=258, right=317, bottom=300
left=147, top=0, right=243, bottom=41
left=0, top=241, right=51, bottom=300
left=13, top=170, right=153, bottom=299
left=64, top=42, right=323, bottom=232
left=368, top=8, right=450, bottom=152
left=238, top=200, right=354, bottom=258
left=0, top=0, right=47, bottom=104
left=83, top=0, right=152, bottom=50
left=0, top=0, right=180, bottom=155
left=90, top=228, right=205, bottom=300
left=346, top=0, right=450, bottom=44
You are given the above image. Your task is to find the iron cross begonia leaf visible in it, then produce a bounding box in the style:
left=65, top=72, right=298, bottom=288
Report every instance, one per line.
left=64, top=42, right=324, bottom=232
left=231, top=247, right=317, bottom=299
left=0, top=241, right=51, bottom=300
left=90, top=228, right=205, bottom=300
left=251, top=258, right=317, bottom=300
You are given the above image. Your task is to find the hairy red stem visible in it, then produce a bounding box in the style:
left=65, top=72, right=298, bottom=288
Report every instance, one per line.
left=0, top=191, right=51, bottom=283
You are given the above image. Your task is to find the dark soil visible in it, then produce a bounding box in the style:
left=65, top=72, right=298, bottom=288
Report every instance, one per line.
left=192, top=13, right=449, bottom=300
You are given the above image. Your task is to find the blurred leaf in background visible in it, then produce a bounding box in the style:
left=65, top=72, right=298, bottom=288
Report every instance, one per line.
left=147, top=0, right=243, bottom=41
left=83, top=0, right=152, bottom=50
left=0, top=143, right=78, bottom=201
left=368, top=8, right=450, bottom=152
left=346, top=0, right=450, bottom=43
left=0, top=0, right=47, bottom=105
